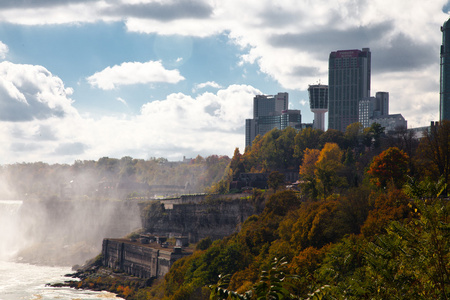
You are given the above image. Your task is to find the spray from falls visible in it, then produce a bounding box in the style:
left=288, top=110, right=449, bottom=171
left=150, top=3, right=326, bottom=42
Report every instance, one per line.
left=0, top=200, right=27, bottom=261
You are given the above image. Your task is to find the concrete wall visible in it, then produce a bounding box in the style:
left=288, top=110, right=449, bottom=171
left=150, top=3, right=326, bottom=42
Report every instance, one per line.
left=141, top=197, right=257, bottom=243
left=102, top=238, right=191, bottom=279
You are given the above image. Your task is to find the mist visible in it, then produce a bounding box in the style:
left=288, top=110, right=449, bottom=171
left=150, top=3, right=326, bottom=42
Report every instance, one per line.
left=0, top=155, right=230, bottom=266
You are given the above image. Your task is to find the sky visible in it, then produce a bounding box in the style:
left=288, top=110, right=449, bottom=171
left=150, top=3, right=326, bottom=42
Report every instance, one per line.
left=0, top=0, right=449, bottom=164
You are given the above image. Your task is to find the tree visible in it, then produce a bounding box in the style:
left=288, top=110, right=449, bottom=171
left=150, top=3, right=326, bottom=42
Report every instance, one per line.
left=319, top=129, right=345, bottom=149
left=268, top=171, right=285, bottom=191
left=314, top=143, right=346, bottom=198
left=298, top=148, right=320, bottom=199
left=417, top=120, right=450, bottom=196
left=364, top=197, right=450, bottom=299
left=363, top=122, right=384, bottom=148
left=294, top=128, right=323, bottom=161
left=210, top=257, right=328, bottom=300
left=367, top=147, right=409, bottom=189
left=344, top=122, right=363, bottom=150
left=230, top=148, right=246, bottom=179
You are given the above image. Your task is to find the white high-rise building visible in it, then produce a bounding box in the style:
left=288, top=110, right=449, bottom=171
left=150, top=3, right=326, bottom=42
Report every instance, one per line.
left=308, top=84, right=328, bottom=131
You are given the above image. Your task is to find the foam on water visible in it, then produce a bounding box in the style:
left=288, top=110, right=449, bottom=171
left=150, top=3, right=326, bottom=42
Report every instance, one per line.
left=0, top=200, right=123, bottom=300
left=0, top=258, right=123, bottom=300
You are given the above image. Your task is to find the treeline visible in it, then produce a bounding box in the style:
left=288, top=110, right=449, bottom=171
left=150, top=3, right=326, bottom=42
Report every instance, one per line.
left=0, top=155, right=230, bottom=200
left=127, top=121, right=450, bottom=299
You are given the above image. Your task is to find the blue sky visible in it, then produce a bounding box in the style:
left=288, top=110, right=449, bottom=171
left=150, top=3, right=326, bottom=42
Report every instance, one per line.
left=0, top=0, right=448, bottom=164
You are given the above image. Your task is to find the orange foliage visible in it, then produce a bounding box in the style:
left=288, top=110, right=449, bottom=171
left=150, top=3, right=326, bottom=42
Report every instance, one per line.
left=367, top=147, right=409, bottom=189
left=289, top=246, right=327, bottom=275
left=299, top=148, right=320, bottom=178
left=361, top=188, right=411, bottom=238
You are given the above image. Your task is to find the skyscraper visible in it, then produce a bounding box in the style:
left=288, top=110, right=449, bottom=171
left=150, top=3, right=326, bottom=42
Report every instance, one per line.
left=441, top=19, right=450, bottom=121
left=245, top=92, right=301, bottom=147
left=308, top=84, right=328, bottom=131
left=328, top=48, right=371, bottom=131
left=358, top=91, right=389, bottom=128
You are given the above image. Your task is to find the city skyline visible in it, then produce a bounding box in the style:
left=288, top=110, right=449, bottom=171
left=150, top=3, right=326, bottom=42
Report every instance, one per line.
left=0, top=1, right=448, bottom=163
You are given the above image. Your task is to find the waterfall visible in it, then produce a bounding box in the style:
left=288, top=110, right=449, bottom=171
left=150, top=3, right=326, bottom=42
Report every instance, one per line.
left=0, top=200, right=25, bottom=261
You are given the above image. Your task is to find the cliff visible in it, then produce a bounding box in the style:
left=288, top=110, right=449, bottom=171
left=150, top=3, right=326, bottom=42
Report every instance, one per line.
left=140, top=196, right=258, bottom=243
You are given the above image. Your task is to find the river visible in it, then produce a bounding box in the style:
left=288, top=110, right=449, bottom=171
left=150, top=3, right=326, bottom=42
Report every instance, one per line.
left=0, top=200, right=123, bottom=300
left=0, top=260, right=122, bottom=300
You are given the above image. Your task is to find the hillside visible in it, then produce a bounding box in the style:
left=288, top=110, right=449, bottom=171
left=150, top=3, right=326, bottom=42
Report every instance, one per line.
left=64, top=122, right=450, bottom=299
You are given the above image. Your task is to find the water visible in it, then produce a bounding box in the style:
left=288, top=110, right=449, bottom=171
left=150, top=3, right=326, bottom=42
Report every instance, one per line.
left=0, top=200, right=123, bottom=300
left=0, top=260, right=122, bottom=300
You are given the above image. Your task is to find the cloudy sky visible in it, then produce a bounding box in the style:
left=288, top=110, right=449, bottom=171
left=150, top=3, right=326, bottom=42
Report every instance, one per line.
left=0, top=0, right=448, bottom=164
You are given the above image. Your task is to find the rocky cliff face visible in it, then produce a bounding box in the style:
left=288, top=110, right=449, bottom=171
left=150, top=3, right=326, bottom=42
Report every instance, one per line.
left=140, top=197, right=257, bottom=243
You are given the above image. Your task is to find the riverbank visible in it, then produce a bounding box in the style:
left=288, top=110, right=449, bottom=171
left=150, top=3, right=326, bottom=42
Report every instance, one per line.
left=52, top=254, right=155, bottom=299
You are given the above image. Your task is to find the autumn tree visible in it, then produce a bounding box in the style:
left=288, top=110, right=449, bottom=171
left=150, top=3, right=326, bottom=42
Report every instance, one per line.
left=230, top=148, right=246, bottom=179
left=314, top=143, right=346, bottom=198
left=293, top=127, right=323, bottom=161
left=344, top=122, right=364, bottom=150
left=367, top=147, right=409, bottom=189
left=298, top=148, right=320, bottom=199
left=417, top=120, right=450, bottom=195
left=268, top=171, right=285, bottom=191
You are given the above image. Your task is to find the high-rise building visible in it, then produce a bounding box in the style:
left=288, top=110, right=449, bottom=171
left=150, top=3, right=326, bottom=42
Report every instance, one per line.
left=328, top=48, right=371, bottom=131
left=375, top=92, right=389, bottom=116
left=441, top=19, right=450, bottom=121
left=359, top=91, right=390, bottom=128
left=252, top=92, right=288, bottom=118
left=245, top=93, right=301, bottom=147
left=308, top=84, right=328, bottom=131
left=358, top=96, right=376, bottom=128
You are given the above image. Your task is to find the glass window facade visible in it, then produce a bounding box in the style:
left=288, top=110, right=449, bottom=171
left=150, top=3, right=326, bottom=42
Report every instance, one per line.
left=328, top=48, right=371, bottom=132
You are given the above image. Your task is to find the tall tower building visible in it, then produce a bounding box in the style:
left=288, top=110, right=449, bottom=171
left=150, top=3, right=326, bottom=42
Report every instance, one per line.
left=441, top=19, right=450, bottom=121
left=245, top=92, right=301, bottom=147
left=375, top=92, right=389, bottom=116
left=328, top=48, right=371, bottom=131
left=308, top=84, right=328, bottom=131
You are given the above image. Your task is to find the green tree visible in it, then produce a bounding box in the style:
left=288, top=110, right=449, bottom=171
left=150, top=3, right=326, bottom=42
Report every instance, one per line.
left=210, top=257, right=328, bottom=300
left=344, top=122, right=364, bottom=150
left=294, top=128, right=323, bottom=161
left=417, top=120, right=450, bottom=196
left=268, top=171, right=286, bottom=191
left=363, top=122, right=384, bottom=148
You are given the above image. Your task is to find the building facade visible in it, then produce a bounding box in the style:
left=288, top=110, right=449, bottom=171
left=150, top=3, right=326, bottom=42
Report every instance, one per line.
left=441, top=18, right=450, bottom=121
left=368, top=114, right=407, bottom=133
left=245, top=93, right=301, bottom=147
left=328, top=48, right=371, bottom=131
left=359, top=91, right=390, bottom=128
left=308, top=84, right=328, bottom=131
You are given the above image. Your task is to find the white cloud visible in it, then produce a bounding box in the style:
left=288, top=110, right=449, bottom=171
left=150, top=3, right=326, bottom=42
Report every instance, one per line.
left=0, top=61, right=77, bottom=121
left=0, top=82, right=259, bottom=164
left=74, top=84, right=259, bottom=162
left=0, top=41, right=8, bottom=59
left=0, top=0, right=446, bottom=165
left=194, top=81, right=223, bottom=92
left=116, top=97, right=128, bottom=106
left=87, top=60, right=185, bottom=90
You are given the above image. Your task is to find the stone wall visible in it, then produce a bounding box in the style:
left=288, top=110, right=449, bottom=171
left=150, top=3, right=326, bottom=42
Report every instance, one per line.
left=141, top=197, right=258, bottom=243
left=102, top=238, right=192, bottom=279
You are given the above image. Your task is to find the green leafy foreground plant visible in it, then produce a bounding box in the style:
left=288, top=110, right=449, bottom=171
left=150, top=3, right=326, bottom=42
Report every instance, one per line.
left=209, top=257, right=329, bottom=300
